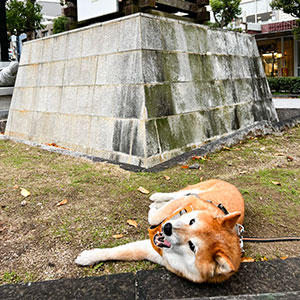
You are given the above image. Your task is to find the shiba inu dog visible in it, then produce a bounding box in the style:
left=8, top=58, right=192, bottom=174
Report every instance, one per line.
left=75, top=179, right=245, bottom=283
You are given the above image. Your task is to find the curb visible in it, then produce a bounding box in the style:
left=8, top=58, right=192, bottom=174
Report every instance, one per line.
left=0, top=258, right=299, bottom=299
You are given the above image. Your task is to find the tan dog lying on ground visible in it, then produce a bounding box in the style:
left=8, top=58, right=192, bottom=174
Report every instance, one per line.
left=75, top=179, right=245, bottom=283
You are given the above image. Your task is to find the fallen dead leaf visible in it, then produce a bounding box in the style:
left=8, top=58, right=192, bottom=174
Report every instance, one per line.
left=46, top=143, right=70, bottom=151
left=241, top=257, right=255, bottom=263
left=274, top=153, right=285, bottom=156
left=56, top=199, right=68, bottom=207
left=20, top=188, right=31, bottom=198
left=192, top=156, right=201, bottom=160
left=112, top=234, right=124, bottom=239
left=223, top=147, right=231, bottom=151
left=192, top=156, right=207, bottom=160
left=271, top=181, right=281, bottom=186
left=137, top=187, right=150, bottom=194
left=164, top=175, right=171, bottom=181
left=260, top=257, right=268, bottom=261
left=127, top=219, right=138, bottom=228
left=239, top=171, right=247, bottom=174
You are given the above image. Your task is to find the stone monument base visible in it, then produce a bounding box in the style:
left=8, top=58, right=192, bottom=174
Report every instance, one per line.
left=0, top=87, right=13, bottom=132
left=5, top=13, right=278, bottom=168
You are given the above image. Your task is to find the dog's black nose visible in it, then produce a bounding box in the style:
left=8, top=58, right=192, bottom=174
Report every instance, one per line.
left=163, top=223, right=172, bottom=236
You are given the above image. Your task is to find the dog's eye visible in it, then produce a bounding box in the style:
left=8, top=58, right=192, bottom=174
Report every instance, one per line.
left=188, top=241, right=196, bottom=252
left=189, top=218, right=195, bottom=225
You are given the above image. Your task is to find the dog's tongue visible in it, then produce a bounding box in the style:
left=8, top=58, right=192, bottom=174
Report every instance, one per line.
left=163, top=239, right=171, bottom=248
left=156, top=234, right=171, bottom=248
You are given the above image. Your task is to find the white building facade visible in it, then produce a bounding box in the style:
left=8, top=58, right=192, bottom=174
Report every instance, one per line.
left=37, top=0, right=62, bottom=37
left=208, top=0, right=298, bottom=77
left=238, top=0, right=298, bottom=77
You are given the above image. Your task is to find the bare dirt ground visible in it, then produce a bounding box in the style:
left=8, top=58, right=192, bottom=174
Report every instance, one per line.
left=0, top=125, right=299, bottom=285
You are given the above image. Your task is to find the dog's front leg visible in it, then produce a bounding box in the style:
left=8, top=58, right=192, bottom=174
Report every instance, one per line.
left=75, top=239, right=165, bottom=266
left=148, top=196, right=195, bottom=225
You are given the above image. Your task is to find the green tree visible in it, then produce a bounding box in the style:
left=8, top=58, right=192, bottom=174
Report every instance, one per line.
left=6, top=0, right=43, bottom=39
left=270, top=0, right=300, bottom=39
left=53, top=15, right=69, bottom=34
left=210, top=0, right=242, bottom=28
left=270, top=0, right=300, bottom=18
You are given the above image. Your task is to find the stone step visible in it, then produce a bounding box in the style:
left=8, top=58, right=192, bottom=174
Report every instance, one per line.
left=0, top=120, right=7, bottom=133
left=272, top=97, right=300, bottom=121
left=0, top=96, right=11, bottom=110
left=0, top=110, right=9, bottom=120
left=0, top=86, right=13, bottom=96
left=276, top=108, right=300, bottom=121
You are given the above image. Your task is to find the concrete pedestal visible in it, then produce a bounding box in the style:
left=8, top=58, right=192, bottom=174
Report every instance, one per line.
left=0, top=86, right=13, bottom=132
left=5, top=13, right=278, bottom=168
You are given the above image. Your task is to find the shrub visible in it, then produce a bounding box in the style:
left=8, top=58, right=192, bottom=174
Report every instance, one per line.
left=267, top=77, right=300, bottom=94
left=53, top=16, right=69, bottom=34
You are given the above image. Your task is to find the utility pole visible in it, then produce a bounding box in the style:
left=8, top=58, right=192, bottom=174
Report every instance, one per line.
left=0, top=0, right=9, bottom=61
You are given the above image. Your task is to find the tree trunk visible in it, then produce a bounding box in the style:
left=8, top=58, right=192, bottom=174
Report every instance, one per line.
left=26, top=31, right=35, bottom=41
left=0, top=0, right=9, bottom=61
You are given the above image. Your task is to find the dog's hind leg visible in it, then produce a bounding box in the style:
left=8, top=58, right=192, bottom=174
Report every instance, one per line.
left=75, top=240, right=165, bottom=267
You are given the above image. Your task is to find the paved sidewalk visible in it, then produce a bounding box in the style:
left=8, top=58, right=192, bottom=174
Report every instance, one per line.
left=0, top=258, right=299, bottom=299
left=272, top=97, right=300, bottom=109
left=272, top=97, right=300, bottom=120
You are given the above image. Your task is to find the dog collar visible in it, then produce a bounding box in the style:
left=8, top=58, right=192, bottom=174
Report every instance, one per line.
left=148, top=205, right=194, bottom=256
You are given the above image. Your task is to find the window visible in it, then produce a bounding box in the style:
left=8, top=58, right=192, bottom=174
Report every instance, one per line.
left=257, top=36, right=294, bottom=77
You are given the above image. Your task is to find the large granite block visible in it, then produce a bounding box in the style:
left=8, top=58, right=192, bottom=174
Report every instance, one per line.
left=5, top=13, right=278, bottom=168
left=93, top=85, right=144, bottom=119
left=66, top=31, right=83, bottom=60
left=52, top=34, right=68, bottom=61
left=40, top=38, right=54, bottom=63
left=96, top=51, right=143, bottom=85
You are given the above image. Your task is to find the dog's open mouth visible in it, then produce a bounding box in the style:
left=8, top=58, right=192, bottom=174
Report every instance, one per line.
left=154, top=233, right=171, bottom=248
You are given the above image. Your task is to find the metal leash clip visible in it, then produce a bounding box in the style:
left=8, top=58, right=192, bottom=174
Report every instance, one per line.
left=235, top=223, right=245, bottom=253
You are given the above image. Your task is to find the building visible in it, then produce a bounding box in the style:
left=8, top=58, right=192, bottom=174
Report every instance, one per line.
left=208, top=0, right=298, bottom=77
left=238, top=0, right=298, bottom=77
left=36, top=0, right=62, bottom=37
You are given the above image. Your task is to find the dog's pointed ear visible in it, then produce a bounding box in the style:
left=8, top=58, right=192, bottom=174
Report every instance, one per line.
left=214, top=251, right=235, bottom=275
left=219, top=211, right=241, bottom=230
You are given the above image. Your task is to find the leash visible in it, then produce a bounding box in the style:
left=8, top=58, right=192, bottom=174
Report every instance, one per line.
left=243, top=236, right=300, bottom=243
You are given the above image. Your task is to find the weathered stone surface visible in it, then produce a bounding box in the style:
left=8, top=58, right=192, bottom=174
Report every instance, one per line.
left=0, top=87, right=13, bottom=125
left=5, top=13, right=278, bottom=168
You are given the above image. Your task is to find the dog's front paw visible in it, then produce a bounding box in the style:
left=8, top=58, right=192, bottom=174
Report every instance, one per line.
left=75, top=249, right=102, bottom=266
left=150, top=193, right=173, bottom=202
